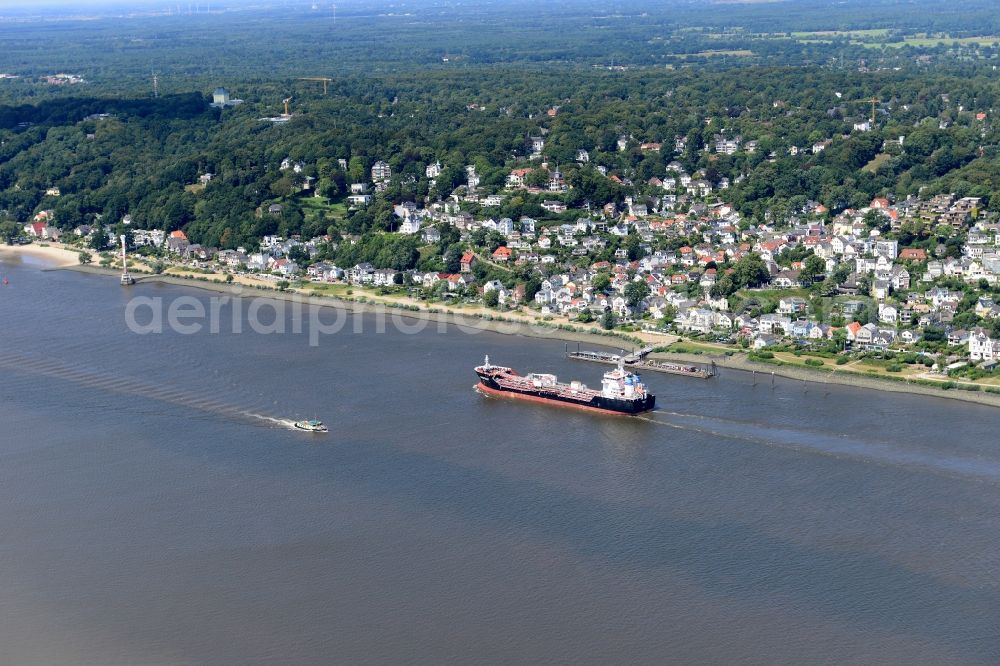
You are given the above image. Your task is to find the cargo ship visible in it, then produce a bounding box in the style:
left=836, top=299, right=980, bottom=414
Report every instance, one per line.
left=474, top=356, right=655, bottom=415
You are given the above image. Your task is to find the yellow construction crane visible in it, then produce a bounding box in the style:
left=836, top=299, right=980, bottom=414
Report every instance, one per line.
left=297, top=77, right=333, bottom=94
left=282, top=97, right=293, bottom=116
left=845, top=96, right=880, bottom=125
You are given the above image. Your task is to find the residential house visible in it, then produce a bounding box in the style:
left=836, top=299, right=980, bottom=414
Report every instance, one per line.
left=349, top=262, right=375, bottom=284
left=777, top=297, right=808, bottom=315
left=873, top=239, right=899, bottom=260
left=759, top=314, right=792, bottom=336
left=372, top=268, right=397, bottom=286
left=133, top=229, right=165, bottom=247
left=507, top=168, right=532, bottom=188
left=272, top=259, right=299, bottom=277
left=399, top=218, right=422, bottom=235
left=970, top=328, right=1000, bottom=361
left=492, top=246, right=512, bottom=262
left=948, top=329, right=971, bottom=347
left=422, top=227, right=441, bottom=244
left=23, top=222, right=47, bottom=238
left=371, top=161, right=392, bottom=182
left=771, top=270, right=801, bottom=288
left=899, top=248, right=927, bottom=262
left=878, top=303, right=900, bottom=325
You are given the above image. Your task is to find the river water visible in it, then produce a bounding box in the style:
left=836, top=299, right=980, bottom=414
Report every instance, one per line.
left=1, top=255, right=999, bottom=664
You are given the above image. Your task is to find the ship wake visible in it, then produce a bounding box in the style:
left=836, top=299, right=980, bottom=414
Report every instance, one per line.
left=0, top=352, right=293, bottom=430
left=636, top=411, right=1000, bottom=484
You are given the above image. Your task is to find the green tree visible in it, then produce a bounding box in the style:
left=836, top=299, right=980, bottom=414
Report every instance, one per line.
left=524, top=167, right=549, bottom=188
left=317, top=178, right=340, bottom=199
left=288, top=245, right=309, bottom=265
left=624, top=234, right=644, bottom=261
left=624, top=280, right=650, bottom=307
left=601, top=310, right=617, bottom=330
left=923, top=326, right=945, bottom=342
left=89, top=226, right=109, bottom=250
left=732, top=253, right=770, bottom=289
left=711, top=275, right=736, bottom=298
left=833, top=263, right=852, bottom=284
left=800, top=255, right=827, bottom=284
left=443, top=246, right=463, bottom=273
left=863, top=209, right=890, bottom=234
left=659, top=304, right=677, bottom=327
left=523, top=276, right=542, bottom=302
left=818, top=277, right=839, bottom=296
left=0, top=220, right=18, bottom=243
left=483, top=289, right=500, bottom=307
left=347, top=156, right=366, bottom=184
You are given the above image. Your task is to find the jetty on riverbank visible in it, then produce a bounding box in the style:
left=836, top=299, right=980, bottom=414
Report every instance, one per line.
left=565, top=344, right=715, bottom=379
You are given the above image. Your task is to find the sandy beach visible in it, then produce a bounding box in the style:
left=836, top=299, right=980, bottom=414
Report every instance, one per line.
left=0, top=243, right=81, bottom=269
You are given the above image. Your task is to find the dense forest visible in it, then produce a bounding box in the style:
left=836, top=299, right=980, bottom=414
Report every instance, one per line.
left=3, top=0, right=1000, bottom=81
left=1, top=0, right=1000, bottom=252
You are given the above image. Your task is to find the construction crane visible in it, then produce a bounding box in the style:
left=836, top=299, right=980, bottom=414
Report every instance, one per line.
left=297, top=76, right=333, bottom=94
left=282, top=97, right=293, bottom=116
left=844, top=96, right=880, bottom=125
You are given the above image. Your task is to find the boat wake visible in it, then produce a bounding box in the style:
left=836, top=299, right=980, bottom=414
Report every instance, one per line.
left=0, top=352, right=293, bottom=430
left=242, top=414, right=300, bottom=430
left=635, top=411, right=1000, bottom=484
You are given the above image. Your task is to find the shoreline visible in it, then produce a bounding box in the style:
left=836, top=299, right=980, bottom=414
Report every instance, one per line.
left=648, top=350, right=1000, bottom=409
left=13, top=248, right=1000, bottom=409
left=66, top=264, right=661, bottom=351
left=91, top=265, right=1000, bottom=408
left=0, top=242, right=81, bottom=268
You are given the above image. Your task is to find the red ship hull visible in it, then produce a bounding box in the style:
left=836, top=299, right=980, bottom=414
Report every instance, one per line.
left=474, top=359, right=655, bottom=415
left=474, top=382, right=639, bottom=416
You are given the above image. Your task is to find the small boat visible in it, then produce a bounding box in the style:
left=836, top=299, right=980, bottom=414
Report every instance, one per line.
left=294, top=419, right=328, bottom=433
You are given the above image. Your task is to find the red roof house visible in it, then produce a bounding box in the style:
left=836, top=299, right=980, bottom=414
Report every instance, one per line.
left=460, top=251, right=476, bottom=273
left=899, top=248, right=927, bottom=262
left=492, top=246, right=512, bottom=262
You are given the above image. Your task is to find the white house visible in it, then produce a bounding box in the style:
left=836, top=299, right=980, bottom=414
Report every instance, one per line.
left=371, top=161, right=392, bottom=182
left=970, top=328, right=1000, bottom=361
left=399, top=218, right=422, bottom=234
